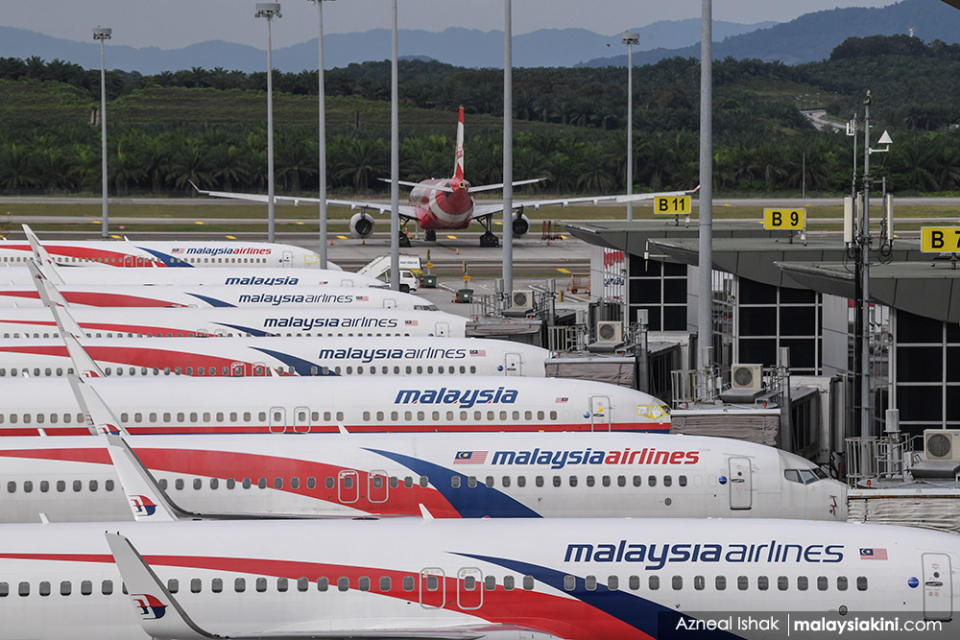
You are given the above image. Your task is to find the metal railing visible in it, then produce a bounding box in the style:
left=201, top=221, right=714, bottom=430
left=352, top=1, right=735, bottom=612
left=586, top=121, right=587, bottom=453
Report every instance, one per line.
left=670, top=368, right=720, bottom=408
left=548, top=324, right=587, bottom=353
left=844, top=433, right=919, bottom=486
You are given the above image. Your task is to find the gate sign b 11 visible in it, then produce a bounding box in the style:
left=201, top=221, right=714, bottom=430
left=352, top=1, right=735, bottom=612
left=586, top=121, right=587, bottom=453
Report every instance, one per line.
left=653, top=195, right=691, bottom=215
left=763, top=208, right=805, bottom=230
left=921, top=227, right=960, bottom=253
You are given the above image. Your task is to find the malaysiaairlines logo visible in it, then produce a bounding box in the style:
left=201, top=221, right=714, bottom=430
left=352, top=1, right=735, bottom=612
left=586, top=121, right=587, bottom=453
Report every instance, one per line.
left=132, top=593, right=167, bottom=619
left=128, top=495, right=158, bottom=517
left=394, top=386, right=518, bottom=408
left=564, top=540, right=845, bottom=569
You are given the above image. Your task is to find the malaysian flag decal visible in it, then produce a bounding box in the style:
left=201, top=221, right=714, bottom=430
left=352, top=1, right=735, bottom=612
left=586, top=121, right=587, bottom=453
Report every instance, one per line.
left=454, top=450, right=488, bottom=464
left=859, top=548, right=888, bottom=560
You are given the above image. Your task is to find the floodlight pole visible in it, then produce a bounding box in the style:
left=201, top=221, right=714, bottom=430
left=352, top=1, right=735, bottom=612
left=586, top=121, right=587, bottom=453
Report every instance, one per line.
left=256, top=3, right=282, bottom=244
left=93, top=26, right=111, bottom=238
left=697, top=0, right=713, bottom=370
left=623, top=32, right=639, bottom=222
left=860, top=94, right=872, bottom=439
left=502, top=0, right=514, bottom=306
left=312, top=0, right=332, bottom=269
left=389, top=0, right=400, bottom=291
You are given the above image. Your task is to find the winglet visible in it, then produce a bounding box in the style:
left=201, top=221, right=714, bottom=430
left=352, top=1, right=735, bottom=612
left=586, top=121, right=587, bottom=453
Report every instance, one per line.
left=105, top=532, right=215, bottom=639
left=337, top=422, right=350, bottom=435
left=419, top=504, right=435, bottom=520
left=27, top=261, right=69, bottom=308
left=61, top=332, right=105, bottom=378
left=22, top=225, right=65, bottom=284
left=68, top=375, right=125, bottom=434
left=104, top=434, right=180, bottom=522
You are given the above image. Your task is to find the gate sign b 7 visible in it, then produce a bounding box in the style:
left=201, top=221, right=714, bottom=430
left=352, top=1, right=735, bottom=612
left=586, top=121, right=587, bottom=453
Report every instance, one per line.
left=763, top=208, right=805, bottom=230
left=921, top=227, right=960, bottom=253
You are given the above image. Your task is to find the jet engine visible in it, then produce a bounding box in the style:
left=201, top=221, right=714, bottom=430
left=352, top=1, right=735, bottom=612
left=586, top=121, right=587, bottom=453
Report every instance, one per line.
left=349, top=212, right=375, bottom=238
left=512, top=213, right=530, bottom=237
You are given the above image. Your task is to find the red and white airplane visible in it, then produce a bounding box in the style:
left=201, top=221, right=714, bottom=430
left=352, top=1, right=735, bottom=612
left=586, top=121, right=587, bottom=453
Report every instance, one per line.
left=0, top=306, right=465, bottom=339
left=0, top=238, right=326, bottom=268
left=0, top=335, right=549, bottom=378
left=195, top=107, right=699, bottom=247
left=0, top=431, right=846, bottom=523
left=0, top=376, right=670, bottom=436
left=0, top=519, right=954, bottom=640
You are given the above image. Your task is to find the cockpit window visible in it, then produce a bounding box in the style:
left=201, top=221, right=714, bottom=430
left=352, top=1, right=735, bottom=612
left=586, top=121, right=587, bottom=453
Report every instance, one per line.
left=414, top=305, right=440, bottom=311
left=784, top=468, right=825, bottom=484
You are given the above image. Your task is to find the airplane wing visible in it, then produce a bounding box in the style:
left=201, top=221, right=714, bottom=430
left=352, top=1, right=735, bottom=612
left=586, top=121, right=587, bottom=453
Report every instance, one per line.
left=106, top=530, right=537, bottom=639
left=190, top=183, right=419, bottom=219
left=23, top=224, right=66, bottom=284
left=104, top=434, right=179, bottom=522
left=469, top=186, right=700, bottom=221
left=68, top=375, right=126, bottom=435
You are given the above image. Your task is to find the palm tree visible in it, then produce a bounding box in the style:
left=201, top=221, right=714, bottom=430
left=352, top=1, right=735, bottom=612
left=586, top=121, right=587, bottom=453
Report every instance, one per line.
left=0, top=143, right=40, bottom=190
left=333, top=137, right=388, bottom=191
left=166, top=142, right=215, bottom=192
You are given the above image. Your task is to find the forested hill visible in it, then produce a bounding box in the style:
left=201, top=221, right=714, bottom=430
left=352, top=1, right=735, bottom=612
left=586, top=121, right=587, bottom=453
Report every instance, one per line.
left=1, top=35, right=959, bottom=196
left=581, top=0, right=960, bottom=67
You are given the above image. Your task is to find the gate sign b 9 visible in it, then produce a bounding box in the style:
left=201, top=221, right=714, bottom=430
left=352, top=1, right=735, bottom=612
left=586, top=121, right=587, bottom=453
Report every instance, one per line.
left=653, top=195, right=691, bottom=215
left=921, top=227, right=960, bottom=252
left=763, top=208, right=805, bottom=230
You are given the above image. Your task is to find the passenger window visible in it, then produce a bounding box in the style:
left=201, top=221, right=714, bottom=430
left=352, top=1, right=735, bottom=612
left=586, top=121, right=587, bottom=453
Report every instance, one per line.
left=817, top=576, right=828, bottom=591
left=337, top=577, right=349, bottom=592
left=39, top=581, right=51, bottom=596
left=552, top=475, right=561, bottom=488
left=277, top=577, right=288, bottom=592
left=256, top=578, right=267, bottom=592
left=380, top=577, right=391, bottom=592
left=797, top=576, right=809, bottom=591
left=60, top=581, right=72, bottom=596
left=451, top=476, right=461, bottom=489
left=649, top=575, right=659, bottom=590
left=648, top=475, right=657, bottom=487
left=664, top=475, right=672, bottom=487
left=101, top=579, right=113, bottom=595
left=563, top=575, right=575, bottom=591
left=857, top=577, right=867, bottom=591
left=715, top=576, right=726, bottom=591
left=80, top=580, right=92, bottom=596
left=679, top=475, right=688, bottom=487
left=628, top=576, right=640, bottom=590
left=568, top=475, right=578, bottom=487
left=317, top=577, right=329, bottom=591
left=757, top=576, right=768, bottom=591
left=190, top=579, right=201, bottom=593
left=523, top=575, right=534, bottom=590
left=694, top=575, right=704, bottom=591
left=517, top=476, right=526, bottom=488
left=738, top=576, right=748, bottom=591
left=211, top=578, right=223, bottom=593
left=837, top=577, right=848, bottom=591
left=19, top=582, right=30, bottom=596
left=402, top=577, right=414, bottom=592
left=235, top=578, right=246, bottom=592
left=535, top=476, right=544, bottom=488
left=607, top=575, right=618, bottom=590
left=672, top=576, right=682, bottom=590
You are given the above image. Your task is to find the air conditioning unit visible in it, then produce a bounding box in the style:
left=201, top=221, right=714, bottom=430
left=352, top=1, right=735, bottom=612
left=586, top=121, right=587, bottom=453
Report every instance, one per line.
left=923, top=429, right=960, bottom=461
left=512, top=290, right=534, bottom=309
left=730, top=363, right=763, bottom=391
left=595, top=321, right=623, bottom=344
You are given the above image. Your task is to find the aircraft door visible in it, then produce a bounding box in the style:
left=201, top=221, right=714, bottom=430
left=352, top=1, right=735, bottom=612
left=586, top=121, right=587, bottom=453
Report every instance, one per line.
left=383, top=297, right=397, bottom=309
left=340, top=278, right=354, bottom=287
left=435, top=322, right=449, bottom=337
left=281, top=250, right=293, bottom=267
left=504, top=353, right=522, bottom=376
left=589, top=395, right=611, bottom=431
left=337, top=470, right=359, bottom=503
left=268, top=406, right=286, bottom=434
left=456, top=568, right=483, bottom=610
left=727, top=457, right=753, bottom=510
left=368, top=470, right=388, bottom=503
left=922, top=553, right=953, bottom=621
left=419, top=568, right=445, bottom=609
left=293, top=406, right=311, bottom=434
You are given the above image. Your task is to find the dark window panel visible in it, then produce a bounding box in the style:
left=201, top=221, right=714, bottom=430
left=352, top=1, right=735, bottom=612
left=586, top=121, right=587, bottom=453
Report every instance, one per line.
left=896, top=386, right=943, bottom=422
left=948, top=349, right=960, bottom=382
left=630, top=279, right=662, bottom=304
left=897, top=347, right=943, bottom=384
left=779, top=307, right=816, bottom=336
left=897, top=310, right=943, bottom=344
left=629, top=258, right=662, bottom=278
left=780, top=287, right=816, bottom=304
left=739, top=307, right=778, bottom=336
left=636, top=306, right=662, bottom=331
left=663, top=280, right=687, bottom=304
left=780, top=339, right=816, bottom=369
left=739, top=278, right=777, bottom=304
left=663, top=262, right=687, bottom=276
left=663, top=306, right=686, bottom=331
left=739, top=339, right=777, bottom=366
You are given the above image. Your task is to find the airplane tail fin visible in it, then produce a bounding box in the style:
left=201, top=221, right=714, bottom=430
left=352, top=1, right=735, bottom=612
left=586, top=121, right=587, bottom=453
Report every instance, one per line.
left=68, top=375, right=126, bottom=435
left=22, top=225, right=65, bottom=284
left=104, top=532, right=212, bottom=639
left=454, top=105, right=465, bottom=180
left=104, top=434, right=181, bottom=522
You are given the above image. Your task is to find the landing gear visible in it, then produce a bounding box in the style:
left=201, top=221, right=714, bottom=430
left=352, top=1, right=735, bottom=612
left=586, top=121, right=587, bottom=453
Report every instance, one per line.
left=479, top=217, right=499, bottom=247
left=425, top=229, right=437, bottom=242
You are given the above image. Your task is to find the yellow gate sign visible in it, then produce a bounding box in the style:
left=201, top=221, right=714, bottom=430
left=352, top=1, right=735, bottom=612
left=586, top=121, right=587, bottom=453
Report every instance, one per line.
left=763, top=208, right=805, bottom=230
left=921, top=227, right=960, bottom=252
left=653, top=195, right=691, bottom=215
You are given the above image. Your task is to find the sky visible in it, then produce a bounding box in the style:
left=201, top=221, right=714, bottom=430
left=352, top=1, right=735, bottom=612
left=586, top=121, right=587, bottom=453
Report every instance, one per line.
left=4, top=0, right=897, bottom=48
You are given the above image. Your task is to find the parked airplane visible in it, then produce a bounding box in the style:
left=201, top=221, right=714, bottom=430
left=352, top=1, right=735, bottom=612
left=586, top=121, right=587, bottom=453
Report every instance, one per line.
left=0, top=335, right=548, bottom=377
left=195, top=107, right=699, bottom=247
left=0, top=376, right=670, bottom=436
left=0, top=306, right=465, bottom=338
left=0, top=431, right=846, bottom=523
left=0, top=518, right=953, bottom=639
left=0, top=264, right=381, bottom=288
left=0, top=238, right=327, bottom=268
left=0, top=283, right=437, bottom=310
